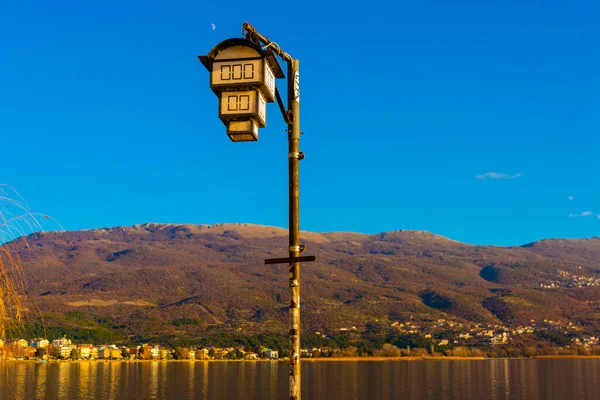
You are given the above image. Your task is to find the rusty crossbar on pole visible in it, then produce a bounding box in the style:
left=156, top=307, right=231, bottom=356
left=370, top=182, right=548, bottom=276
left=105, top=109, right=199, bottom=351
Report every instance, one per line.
left=264, top=255, right=316, bottom=265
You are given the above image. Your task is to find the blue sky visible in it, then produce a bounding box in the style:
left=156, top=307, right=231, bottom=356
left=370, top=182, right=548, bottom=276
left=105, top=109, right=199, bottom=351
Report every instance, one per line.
left=1, top=0, right=598, bottom=246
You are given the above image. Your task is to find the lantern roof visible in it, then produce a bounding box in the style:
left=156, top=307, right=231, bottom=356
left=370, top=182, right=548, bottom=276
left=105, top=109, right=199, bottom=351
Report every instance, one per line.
left=198, top=38, right=285, bottom=79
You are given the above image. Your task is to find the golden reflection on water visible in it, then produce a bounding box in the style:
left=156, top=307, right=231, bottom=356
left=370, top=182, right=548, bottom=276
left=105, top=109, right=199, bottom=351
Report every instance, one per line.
left=13, top=362, right=26, bottom=400
left=36, top=363, right=47, bottom=400
left=269, top=361, right=278, bottom=400
left=121, top=363, right=130, bottom=398
left=57, top=362, right=70, bottom=399
left=3, top=358, right=600, bottom=399
left=246, top=361, right=257, bottom=398
left=160, top=361, right=168, bottom=399
left=149, top=361, right=158, bottom=397
left=488, top=359, right=497, bottom=400
left=101, top=362, right=110, bottom=398
left=503, top=358, right=510, bottom=399
left=188, top=361, right=195, bottom=398
left=79, top=361, right=90, bottom=399
left=202, top=361, right=208, bottom=400
left=233, top=361, right=245, bottom=399
left=111, top=361, right=121, bottom=399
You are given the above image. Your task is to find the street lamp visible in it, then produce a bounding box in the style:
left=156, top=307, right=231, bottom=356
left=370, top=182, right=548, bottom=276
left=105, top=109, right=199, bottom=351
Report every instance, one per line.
left=198, top=38, right=284, bottom=141
left=198, top=23, right=315, bottom=400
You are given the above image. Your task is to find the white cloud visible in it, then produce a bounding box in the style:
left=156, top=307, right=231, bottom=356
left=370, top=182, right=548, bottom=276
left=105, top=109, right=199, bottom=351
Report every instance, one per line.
left=568, top=196, right=575, bottom=201
left=569, top=211, right=596, bottom=218
left=475, top=172, right=523, bottom=180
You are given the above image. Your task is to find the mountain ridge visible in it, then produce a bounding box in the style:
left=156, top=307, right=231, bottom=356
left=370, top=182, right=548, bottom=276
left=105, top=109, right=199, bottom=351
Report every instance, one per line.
left=7, top=222, right=600, bottom=343
left=25, top=222, right=597, bottom=248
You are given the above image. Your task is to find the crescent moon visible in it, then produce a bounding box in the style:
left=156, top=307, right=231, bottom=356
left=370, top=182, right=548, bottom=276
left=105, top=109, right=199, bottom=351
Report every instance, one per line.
left=211, top=23, right=216, bottom=30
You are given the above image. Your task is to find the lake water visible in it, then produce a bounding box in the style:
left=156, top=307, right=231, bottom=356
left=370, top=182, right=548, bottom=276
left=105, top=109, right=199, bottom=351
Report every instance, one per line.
left=1, top=359, right=599, bottom=399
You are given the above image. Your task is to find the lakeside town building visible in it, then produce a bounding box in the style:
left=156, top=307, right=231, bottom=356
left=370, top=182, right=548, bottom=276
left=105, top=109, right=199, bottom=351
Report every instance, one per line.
left=1, top=315, right=599, bottom=361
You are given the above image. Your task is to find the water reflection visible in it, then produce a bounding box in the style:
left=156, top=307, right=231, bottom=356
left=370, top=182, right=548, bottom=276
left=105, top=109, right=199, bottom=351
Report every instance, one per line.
left=187, top=361, right=195, bottom=399
left=149, top=361, right=158, bottom=398
left=1, top=359, right=600, bottom=399
left=110, top=362, right=121, bottom=399
left=79, top=362, right=90, bottom=399
left=269, top=361, right=278, bottom=399
left=57, top=362, right=70, bottom=399
left=36, top=363, right=48, bottom=399
left=12, top=362, right=24, bottom=399
left=202, top=361, right=208, bottom=400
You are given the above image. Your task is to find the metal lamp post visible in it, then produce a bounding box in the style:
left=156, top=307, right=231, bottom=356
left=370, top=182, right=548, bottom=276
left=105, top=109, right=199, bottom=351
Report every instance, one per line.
left=198, top=22, right=315, bottom=400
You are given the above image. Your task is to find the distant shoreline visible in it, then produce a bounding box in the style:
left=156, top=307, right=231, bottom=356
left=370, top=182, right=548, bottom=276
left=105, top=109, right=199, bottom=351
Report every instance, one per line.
left=305, top=355, right=600, bottom=361
left=532, top=355, right=600, bottom=359
left=3, top=355, right=600, bottom=363
left=304, top=356, right=487, bottom=361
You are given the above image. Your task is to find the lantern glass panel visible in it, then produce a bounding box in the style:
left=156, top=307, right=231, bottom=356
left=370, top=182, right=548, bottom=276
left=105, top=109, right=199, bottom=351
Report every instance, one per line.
left=263, top=63, right=275, bottom=101
left=211, top=59, right=263, bottom=87
left=219, top=90, right=266, bottom=127
left=227, top=119, right=259, bottom=142
left=220, top=91, right=257, bottom=116
left=258, top=95, right=266, bottom=124
left=229, top=133, right=257, bottom=142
